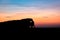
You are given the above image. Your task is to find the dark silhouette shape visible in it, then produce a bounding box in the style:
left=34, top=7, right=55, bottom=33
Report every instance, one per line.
left=0, top=18, right=34, bottom=32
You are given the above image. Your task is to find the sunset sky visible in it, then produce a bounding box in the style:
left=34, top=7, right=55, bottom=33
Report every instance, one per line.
left=0, top=0, right=60, bottom=27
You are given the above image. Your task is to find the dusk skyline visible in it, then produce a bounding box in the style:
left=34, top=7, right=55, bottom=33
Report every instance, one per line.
left=0, top=0, right=60, bottom=27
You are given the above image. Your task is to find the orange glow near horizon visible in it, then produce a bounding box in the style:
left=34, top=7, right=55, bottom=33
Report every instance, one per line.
left=0, top=13, right=60, bottom=25
left=0, top=9, right=60, bottom=27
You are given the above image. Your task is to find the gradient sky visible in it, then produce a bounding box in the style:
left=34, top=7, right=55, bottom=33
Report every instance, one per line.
left=0, top=0, right=60, bottom=27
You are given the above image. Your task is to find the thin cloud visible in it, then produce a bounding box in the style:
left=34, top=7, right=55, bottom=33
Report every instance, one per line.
left=43, top=16, right=48, bottom=18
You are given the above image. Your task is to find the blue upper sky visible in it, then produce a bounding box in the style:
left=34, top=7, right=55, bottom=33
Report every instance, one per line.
left=0, top=0, right=60, bottom=13
left=0, top=0, right=60, bottom=7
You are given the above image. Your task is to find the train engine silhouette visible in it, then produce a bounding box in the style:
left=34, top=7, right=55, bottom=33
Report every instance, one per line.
left=0, top=18, right=34, bottom=32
